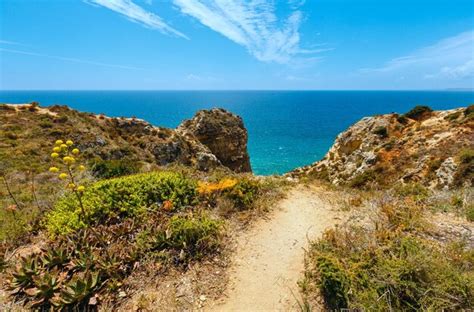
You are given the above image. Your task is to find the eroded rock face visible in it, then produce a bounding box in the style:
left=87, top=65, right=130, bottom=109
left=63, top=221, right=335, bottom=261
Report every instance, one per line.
left=293, top=107, right=474, bottom=189
left=178, top=108, right=252, bottom=173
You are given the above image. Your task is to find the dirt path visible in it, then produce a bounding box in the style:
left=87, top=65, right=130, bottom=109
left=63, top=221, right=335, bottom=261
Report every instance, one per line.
left=208, top=185, right=342, bottom=311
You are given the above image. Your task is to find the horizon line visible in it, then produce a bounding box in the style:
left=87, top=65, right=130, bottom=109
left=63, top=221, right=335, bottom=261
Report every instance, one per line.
left=1, top=88, right=473, bottom=92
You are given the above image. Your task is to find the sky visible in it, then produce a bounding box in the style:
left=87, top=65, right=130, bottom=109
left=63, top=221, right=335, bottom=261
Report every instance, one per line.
left=0, top=0, right=473, bottom=90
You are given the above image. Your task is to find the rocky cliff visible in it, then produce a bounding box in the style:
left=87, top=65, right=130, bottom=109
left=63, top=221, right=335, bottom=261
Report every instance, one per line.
left=293, top=105, right=474, bottom=189
left=0, top=103, right=251, bottom=174
left=178, top=108, right=252, bottom=173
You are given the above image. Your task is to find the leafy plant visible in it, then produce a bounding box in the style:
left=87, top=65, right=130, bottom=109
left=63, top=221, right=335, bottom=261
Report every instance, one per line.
left=224, top=177, right=260, bottom=208
left=29, top=272, right=60, bottom=307
left=10, top=254, right=41, bottom=291
left=90, top=158, right=140, bottom=179
left=46, top=171, right=198, bottom=234
left=404, top=105, right=433, bottom=121
left=59, top=272, right=100, bottom=307
left=40, top=247, right=70, bottom=269
left=372, top=126, right=388, bottom=138
left=156, top=213, right=221, bottom=259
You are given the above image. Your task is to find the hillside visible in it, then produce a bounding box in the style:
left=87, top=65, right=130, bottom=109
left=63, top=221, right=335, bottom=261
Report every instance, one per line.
left=293, top=105, right=474, bottom=189
left=0, top=103, right=251, bottom=175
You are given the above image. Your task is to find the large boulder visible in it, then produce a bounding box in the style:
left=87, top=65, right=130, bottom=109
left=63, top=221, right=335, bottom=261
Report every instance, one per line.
left=178, top=108, right=252, bottom=173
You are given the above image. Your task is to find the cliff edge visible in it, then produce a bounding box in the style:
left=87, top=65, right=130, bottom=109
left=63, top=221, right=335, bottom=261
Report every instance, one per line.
left=293, top=105, right=474, bottom=189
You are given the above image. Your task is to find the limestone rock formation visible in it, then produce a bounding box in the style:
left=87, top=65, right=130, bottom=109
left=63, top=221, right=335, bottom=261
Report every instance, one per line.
left=178, top=108, right=252, bottom=173
left=293, top=106, right=473, bottom=189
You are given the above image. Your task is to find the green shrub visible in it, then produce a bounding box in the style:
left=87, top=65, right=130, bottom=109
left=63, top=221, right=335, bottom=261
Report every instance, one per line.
left=315, top=255, right=349, bottom=309
left=396, top=114, right=409, bottom=124
left=90, top=158, right=140, bottom=179
left=348, top=170, right=376, bottom=188
left=372, top=126, right=388, bottom=138
left=453, top=149, right=474, bottom=187
left=466, top=204, right=474, bottom=222
left=46, top=171, right=197, bottom=235
left=156, top=213, right=221, bottom=258
left=464, top=105, right=474, bottom=118
left=224, top=177, right=260, bottom=208
left=304, top=222, right=474, bottom=310
left=459, top=149, right=474, bottom=164
left=445, top=111, right=461, bottom=122
left=394, top=183, right=430, bottom=201
left=404, top=105, right=433, bottom=121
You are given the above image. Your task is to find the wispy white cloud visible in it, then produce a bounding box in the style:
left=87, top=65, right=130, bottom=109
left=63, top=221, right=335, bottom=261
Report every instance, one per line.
left=173, top=0, right=322, bottom=63
left=85, top=0, right=188, bottom=39
left=0, top=40, right=20, bottom=45
left=361, top=30, right=474, bottom=80
left=0, top=47, right=144, bottom=70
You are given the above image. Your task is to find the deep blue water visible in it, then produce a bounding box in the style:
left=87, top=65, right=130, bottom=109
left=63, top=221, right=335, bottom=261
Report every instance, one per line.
left=1, top=91, right=473, bottom=175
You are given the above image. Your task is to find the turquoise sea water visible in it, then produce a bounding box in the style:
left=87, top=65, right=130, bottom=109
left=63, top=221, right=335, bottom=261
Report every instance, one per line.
left=1, top=91, right=473, bottom=175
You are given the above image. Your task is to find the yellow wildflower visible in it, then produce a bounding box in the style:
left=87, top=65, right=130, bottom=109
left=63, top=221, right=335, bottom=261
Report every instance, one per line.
left=198, top=178, right=238, bottom=194
left=60, top=144, right=68, bottom=149
left=51, top=152, right=59, bottom=158
left=77, top=185, right=85, bottom=192
left=58, top=173, right=68, bottom=180
left=66, top=140, right=74, bottom=146
left=67, top=183, right=76, bottom=189
left=72, top=148, right=80, bottom=155
left=78, top=165, right=86, bottom=171
left=53, top=146, right=61, bottom=153
left=55, top=140, right=64, bottom=145
left=49, top=166, right=59, bottom=173
left=63, top=156, right=76, bottom=164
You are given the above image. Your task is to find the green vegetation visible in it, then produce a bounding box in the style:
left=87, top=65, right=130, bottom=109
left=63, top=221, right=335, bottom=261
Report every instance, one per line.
left=453, top=148, right=474, bottom=187
left=372, top=126, right=388, bottom=138
left=403, top=105, right=433, bottom=121
left=90, top=158, right=140, bottom=179
left=302, top=198, right=474, bottom=311
left=46, top=171, right=198, bottom=235
left=224, top=177, right=261, bottom=208
left=1, top=129, right=281, bottom=310
left=348, top=170, right=376, bottom=188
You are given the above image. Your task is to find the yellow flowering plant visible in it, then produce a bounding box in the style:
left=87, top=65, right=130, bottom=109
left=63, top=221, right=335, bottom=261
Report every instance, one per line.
left=49, top=139, right=87, bottom=221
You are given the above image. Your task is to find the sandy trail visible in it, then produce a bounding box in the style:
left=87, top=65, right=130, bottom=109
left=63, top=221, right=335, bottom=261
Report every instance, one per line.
left=208, top=185, right=340, bottom=312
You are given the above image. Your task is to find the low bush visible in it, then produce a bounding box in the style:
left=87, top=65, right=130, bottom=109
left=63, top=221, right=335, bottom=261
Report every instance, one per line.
left=302, top=201, right=474, bottom=311
left=404, top=105, right=433, bottom=121
left=465, top=104, right=474, bottom=118
left=348, top=170, right=376, bottom=188
left=393, top=183, right=430, bottom=202
left=453, top=149, right=474, bottom=187
left=224, top=177, right=260, bottom=208
left=156, top=213, right=222, bottom=258
left=372, top=126, right=388, bottom=138
left=90, top=158, right=140, bottom=179
left=466, top=204, right=474, bottom=222
left=46, top=171, right=197, bottom=235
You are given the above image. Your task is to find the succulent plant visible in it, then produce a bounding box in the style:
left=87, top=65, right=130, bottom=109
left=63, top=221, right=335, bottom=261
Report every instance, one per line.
left=40, top=247, right=70, bottom=269
left=28, top=272, right=60, bottom=307
left=10, top=254, right=40, bottom=292
left=60, top=272, right=100, bottom=307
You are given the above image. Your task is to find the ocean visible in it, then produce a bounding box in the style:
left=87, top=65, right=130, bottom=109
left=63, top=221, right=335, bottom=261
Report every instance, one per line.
left=1, top=90, right=473, bottom=175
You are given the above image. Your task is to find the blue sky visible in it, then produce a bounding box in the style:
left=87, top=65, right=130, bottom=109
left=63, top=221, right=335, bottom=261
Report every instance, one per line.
left=0, top=0, right=473, bottom=90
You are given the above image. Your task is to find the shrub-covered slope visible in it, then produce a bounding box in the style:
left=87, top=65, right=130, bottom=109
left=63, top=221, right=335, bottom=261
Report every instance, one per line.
left=293, top=105, right=474, bottom=189
left=0, top=103, right=251, bottom=175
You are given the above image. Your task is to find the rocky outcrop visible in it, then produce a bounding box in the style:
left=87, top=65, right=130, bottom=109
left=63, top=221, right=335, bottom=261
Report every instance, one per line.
left=178, top=108, right=252, bottom=173
left=293, top=106, right=474, bottom=189
left=0, top=104, right=251, bottom=174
